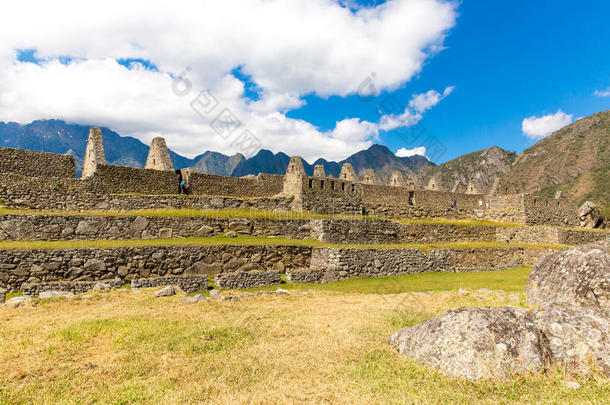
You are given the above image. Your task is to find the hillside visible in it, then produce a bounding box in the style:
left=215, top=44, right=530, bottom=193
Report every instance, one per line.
left=418, top=146, right=517, bottom=193
left=501, top=110, right=610, bottom=205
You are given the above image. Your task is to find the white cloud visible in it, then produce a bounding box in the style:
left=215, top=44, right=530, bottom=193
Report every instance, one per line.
left=594, top=88, right=610, bottom=97
left=408, top=86, right=454, bottom=113
left=396, top=146, right=426, bottom=157
left=0, top=0, right=457, bottom=161
left=378, top=86, right=454, bottom=131
left=521, top=110, right=573, bottom=140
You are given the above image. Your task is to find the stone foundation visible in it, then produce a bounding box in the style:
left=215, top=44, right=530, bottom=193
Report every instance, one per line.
left=131, top=275, right=207, bottom=293
left=215, top=271, right=281, bottom=289
left=22, top=278, right=123, bottom=297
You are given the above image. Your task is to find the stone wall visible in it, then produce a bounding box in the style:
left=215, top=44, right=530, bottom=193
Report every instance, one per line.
left=90, top=164, right=179, bottom=194
left=188, top=173, right=284, bottom=198
left=0, top=245, right=311, bottom=291
left=214, top=270, right=281, bottom=289
left=22, top=278, right=123, bottom=297
left=0, top=147, right=75, bottom=178
left=300, top=246, right=549, bottom=283
left=131, top=275, right=207, bottom=293
left=522, top=195, right=578, bottom=227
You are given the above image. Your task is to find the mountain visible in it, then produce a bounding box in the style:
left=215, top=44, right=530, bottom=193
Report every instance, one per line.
left=0, top=119, right=434, bottom=179
left=500, top=110, right=610, bottom=205
left=418, top=146, right=517, bottom=193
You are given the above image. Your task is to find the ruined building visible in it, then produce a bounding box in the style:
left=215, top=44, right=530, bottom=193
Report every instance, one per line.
left=145, top=137, right=174, bottom=171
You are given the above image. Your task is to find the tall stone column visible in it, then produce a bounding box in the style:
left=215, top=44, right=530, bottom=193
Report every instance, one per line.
left=339, top=163, right=358, bottom=181
left=145, top=137, right=174, bottom=171
left=82, top=127, right=105, bottom=179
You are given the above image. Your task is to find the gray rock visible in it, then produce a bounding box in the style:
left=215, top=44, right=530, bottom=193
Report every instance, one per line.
left=237, top=263, right=264, bottom=273
left=180, top=294, right=206, bottom=303
left=224, top=231, right=238, bottom=238
left=561, top=381, right=581, bottom=389
left=532, top=303, right=609, bottom=376
left=526, top=240, right=610, bottom=309
left=457, top=288, right=469, bottom=296
left=389, top=306, right=544, bottom=380
left=209, top=289, right=221, bottom=297
left=92, top=282, right=112, bottom=291
left=196, top=225, right=214, bottom=235
left=155, top=285, right=176, bottom=297
left=158, top=228, right=173, bottom=239
left=39, top=290, right=74, bottom=299
left=75, top=220, right=99, bottom=236
left=6, top=296, right=30, bottom=308
left=579, top=201, right=602, bottom=228
left=130, top=216, right=149, bottom=233
left=83, top=259, right=106, bottom=273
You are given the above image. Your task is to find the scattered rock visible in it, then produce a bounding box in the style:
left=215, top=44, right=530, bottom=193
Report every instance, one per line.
left=155, top=286, right=176, bottom=297
left=39, top=290, right=74, bottom=299
left=180, top=294, right=207, bottom=303
left=5, top=296, right=30, bottom=308
left=224, top=231, right=238, bottom=238
left=526, top=240, right=610, bottom=309
left=561, top=381, right=581, bottom=390
left=209, top=289, right=221, bottom=297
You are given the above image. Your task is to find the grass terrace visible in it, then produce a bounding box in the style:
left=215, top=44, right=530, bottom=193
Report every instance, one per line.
left=0, top=235, right=568, bottom=251
left=1, top=268, right=607, bottom=404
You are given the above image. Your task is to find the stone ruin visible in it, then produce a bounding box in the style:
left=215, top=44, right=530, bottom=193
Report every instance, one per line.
left=361, top=168, right=379, bottom=185
left=145, top=137, right=174, bottom=171
left=82, top=127, right=105, bottom=179
left=339, top=163, right=358, bottom=181
left=313, top=164, right=325, bottom=178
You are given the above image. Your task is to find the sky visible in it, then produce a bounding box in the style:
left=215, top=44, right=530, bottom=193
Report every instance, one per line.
left=0, top=0, right=608, bottom=164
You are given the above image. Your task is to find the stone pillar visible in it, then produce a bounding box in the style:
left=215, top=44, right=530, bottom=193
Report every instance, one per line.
left=145, top=137, right=174, bottom=171
left=281, top=156, right=306, bottom=209
left=362, top=168, right=378, bottom=185
left=82, top=127, right=105, bottom=179
left=313, top=164, right=326, bottom=178
left=339, top=163, right=358, bottom=181
left=406, top=174, right=419, bottom=189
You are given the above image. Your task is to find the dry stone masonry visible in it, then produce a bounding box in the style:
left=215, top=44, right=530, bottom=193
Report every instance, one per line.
left=145, top=137, right=174, bottom=171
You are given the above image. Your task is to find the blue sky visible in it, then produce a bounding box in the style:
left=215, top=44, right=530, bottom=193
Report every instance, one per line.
left=2, top=0, right=609, bottom=163
left=287, top=0, right=610, bottom=162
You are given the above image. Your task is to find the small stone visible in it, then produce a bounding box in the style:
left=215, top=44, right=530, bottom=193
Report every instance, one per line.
left=92, top=282, right=112, bottom=291
left=155, top=286, right=176, bottom=297
left=457, top=289, right=469, bottom=296
left=158, top=228, right=173, bottom=239
left=561, top=381, right=581, bottom=390
left=181, top=294, right=206, bottom=303
left=275, top=288, right=289, bottom=295
left=39, top=290, right=74, bottom=299
left=224, top=231, right=238, bottom=238
left=6, top=296, right=30, bottom=307
left=117, top=266, right=129, bottom=277
left=209, top=289, right=221, bottom=297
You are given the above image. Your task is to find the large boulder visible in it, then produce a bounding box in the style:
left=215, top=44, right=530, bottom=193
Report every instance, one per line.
left=390, top=304, right=610, bottom=379
left=389, top=306, right=544, bottom=380
left=526, top=239, right=610, bottom=309
left=579, top=201, right=602, bottom=228
left=532, top=303, right=609, bottom=376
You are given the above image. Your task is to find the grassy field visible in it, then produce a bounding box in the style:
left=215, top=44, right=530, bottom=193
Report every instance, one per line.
left=1, top=268, right=607, bottom=404
left=0, top=235, right=567, bottom=252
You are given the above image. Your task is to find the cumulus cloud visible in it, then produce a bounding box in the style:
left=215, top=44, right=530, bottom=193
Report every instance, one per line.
left=379, top=86, right=454, bottom=131
left=521, top=110, right=573, bottom=140
left=396, top=146, right=426, bottom=157
left=594, top=88, right=610, bottom=97
left=0, top=0, right=457, bottom=161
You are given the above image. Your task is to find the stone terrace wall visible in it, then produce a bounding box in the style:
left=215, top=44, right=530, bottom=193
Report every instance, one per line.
left=89, top=164, right=179, bottom=194
left=301, top=246, right=544, bottom=283
left=0, top=147, right=75, bottom=178
left=559, top=230, right=609, bottom=246
left=0, top=245, right=311, bottom=291
left=131, top=275, right=207, bottom=293
left=214, top=270, right=281, bottom=289
left=0, top=173, right=294, bottom=212
left=188, top=173, right=284, bottom=198
left=522, top=196, right=578, bottom=227
left=0, top=214, right=312, bottom=241
left=362, top=186, right=485, bottom=210
left=22, top=278, right=123, bottom=297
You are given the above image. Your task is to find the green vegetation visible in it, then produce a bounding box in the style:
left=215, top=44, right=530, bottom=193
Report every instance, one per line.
left=1, top=270, right=607, bottom=404
left=0, top=235, right=567, bottom=252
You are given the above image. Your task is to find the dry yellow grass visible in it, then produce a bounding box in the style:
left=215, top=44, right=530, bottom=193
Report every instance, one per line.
left=1, top=283, right=607, bottom=404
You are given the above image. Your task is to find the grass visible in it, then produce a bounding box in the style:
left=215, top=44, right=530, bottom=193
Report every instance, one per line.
left=1, top=269, right=607, bottom=404
left=0, top=235, right=568, bottom=252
